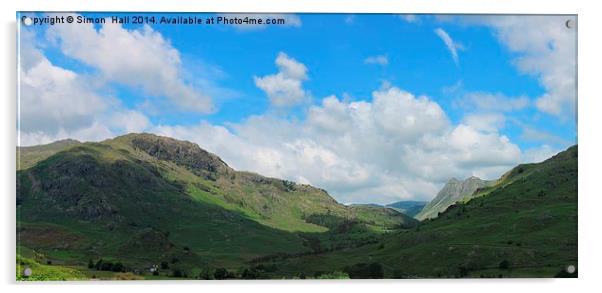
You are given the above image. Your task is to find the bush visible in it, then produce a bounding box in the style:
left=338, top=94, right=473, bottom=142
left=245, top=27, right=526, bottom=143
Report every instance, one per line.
left=241, top=268, right=261, bottom=279
left=94, top=259, right=103, bottom=270
left=161, top=261, right=169, bottom=270
left=88, top=259, right=94, bottom=269
left=283, top=180, right=296, bottom=191
left=214, top=268, right=233, bottom=280
left=112, top=262, right=124, bottom=272
left=456, top=266, right=469, bottom=278
left=199, top=268, right=215, bottom=280
left=316, top=271, right=350, bottom=279
left=171, top=268, right=184, bottom=278
left=499, top=260, right=510, bottom=270
left=343, top=262, right=384, bottom=279
left=93, top=259, right=126, bottom=272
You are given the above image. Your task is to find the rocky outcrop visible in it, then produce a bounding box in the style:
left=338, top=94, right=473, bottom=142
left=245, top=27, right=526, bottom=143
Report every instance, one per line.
left=416, top=176, right=493, bottom=220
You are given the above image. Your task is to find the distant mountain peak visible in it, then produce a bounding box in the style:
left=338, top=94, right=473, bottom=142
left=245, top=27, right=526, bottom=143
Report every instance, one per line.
left=416, top=176, right=492, bottom=220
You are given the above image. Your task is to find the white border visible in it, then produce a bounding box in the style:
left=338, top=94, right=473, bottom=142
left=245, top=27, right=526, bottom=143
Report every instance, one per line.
left=2, top=1, right=600, bottom=293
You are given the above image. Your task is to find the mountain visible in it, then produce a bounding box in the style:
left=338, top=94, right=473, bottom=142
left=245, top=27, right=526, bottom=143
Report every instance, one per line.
left=15, top=134, right=577, bottom=279
left=415, top=176, right=493, bottom=220
left=17, top=133, right=416, bottom=280
left=263, top=145, right=577, bottom=278
left=385, top=201, right=427, bottom=218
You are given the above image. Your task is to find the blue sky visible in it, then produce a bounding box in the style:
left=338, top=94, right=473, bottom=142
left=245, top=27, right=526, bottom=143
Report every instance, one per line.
left=18, top=13, right=577, bottom=203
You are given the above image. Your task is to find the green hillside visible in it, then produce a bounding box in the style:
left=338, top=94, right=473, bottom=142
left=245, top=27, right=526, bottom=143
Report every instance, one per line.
left=16, top=133, right=415, bottom=280
left=17, top=139, right=81, bottom=170
left=254, top=145, right=578, bottom=278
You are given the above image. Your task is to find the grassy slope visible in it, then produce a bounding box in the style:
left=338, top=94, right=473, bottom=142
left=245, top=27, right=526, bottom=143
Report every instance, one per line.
left=262, top=146, right=577, bottom=278
left=17, top=143, right=308, bottom=269
left=17, top=133, right=413, bottom=279
left=17, top=139, right=81, bottom=170
left=17, top=252, right=87, bottom=281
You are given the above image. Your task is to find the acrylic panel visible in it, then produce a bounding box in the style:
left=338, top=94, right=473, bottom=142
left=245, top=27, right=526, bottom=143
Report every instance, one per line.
left=16, top=12, right=577, bottom=280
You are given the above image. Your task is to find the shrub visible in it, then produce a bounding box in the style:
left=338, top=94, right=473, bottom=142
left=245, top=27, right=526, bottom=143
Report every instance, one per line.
left=161, top=261, right=169, bottom=269
left=171, top=268, right=184, bottom=278
left=343, top=262, right=384, bottom=279
left=214, top=268, right=230, bottom=280
left=199, top=268, right=215, bottom=280
left=499, top=260, right=510, bottom=270
left=94, top=259, right=104, bottom=270
left=112, top=262, right=124, bottom=272
left=457, top=266, right=469, bottom=278
left=241, top=268, right=261, bottom=279
left=316, top=271, right=350, bottom=279
left=283, top=180, right=296, bottom=191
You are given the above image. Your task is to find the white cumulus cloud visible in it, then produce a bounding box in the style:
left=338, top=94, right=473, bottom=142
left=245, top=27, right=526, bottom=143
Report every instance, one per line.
left=152, top=86, right=525, bottom=204
left=457, top=15, right=577, bottom=118
left=46, top=14, right=213, bottom=113
left=254, top=52, right=310, bottom=107
left=18, top=28, right=151, bottom=146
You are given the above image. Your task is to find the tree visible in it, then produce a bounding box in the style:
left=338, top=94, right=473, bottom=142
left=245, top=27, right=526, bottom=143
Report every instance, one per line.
left=214, top=268, right=230, bottom=280
left=88, top=259, right=94, bottom=269
left=100, top=261, right=114, bottom=271
left=112, top=262, right=124, bottom=272
left=457, top=266, right=469, bottom=277
left=241, top=268, right=260, bottom=279
left=161, top=261, right=169, bottom=270
left=199, top=268, right=215, bottom=280
left=171, top=268, right=184, bottom=278
left=343, top=262, right=384, bottom=279
left=499, top=259, right=510, bottom=270
left=94, top=259, right=104, bottom=270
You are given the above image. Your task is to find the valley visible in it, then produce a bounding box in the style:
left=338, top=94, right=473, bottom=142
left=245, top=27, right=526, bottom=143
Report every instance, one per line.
left=16, top=133, right=577, bottom=280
